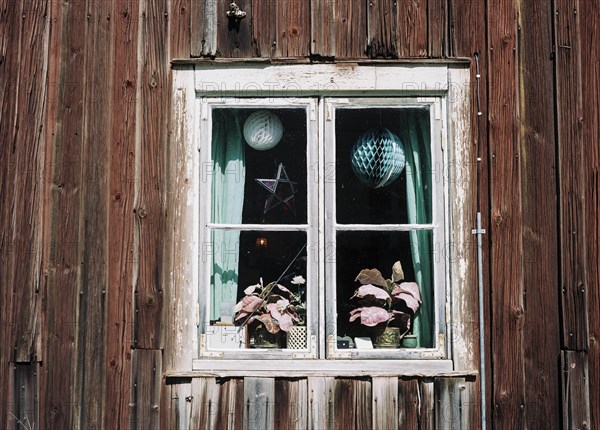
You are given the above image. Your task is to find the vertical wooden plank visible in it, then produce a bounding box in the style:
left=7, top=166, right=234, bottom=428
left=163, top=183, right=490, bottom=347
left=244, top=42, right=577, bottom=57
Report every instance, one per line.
left=134, top=0, right=168, bottom=349
left=8, top=363, right=39, bottom=430
left=216, top=0, right=254, bottom=58
left=562, top=351, right=590, bottom=429
left=487, top=0, right=526, bottom=427
left=43, top=0, right=87, bottom=427
left=555, top=0, right=588, bottom=351
left=428, top=0, right=447, bottom=57
left=7, top=0, right=48, bottom=365
left=396, top=0, right=427, bottom=57
left=216, top=378, right=244, bottom=429
left=275, top=0, right=310, bottom=58
left=130, top=349, right=162, bottom=429
left=447, top=64, right=479, bottom=430
left=333, top=378, right=355, bottom=429
left=307, top=376, right=334, bottom=430
left=435, top=378, right=467, bottom=430
left=372, top=377, right=398, bottom=429
left=334, top=0, right=367, bottom=59
left=448, top=1, right=488, bottom=427
left=191, top=0, right=217, bottom=57
left=170, top=0, right=191, bottom=58
left=105, top=0, right=138, bottom=429
left=398, top=378, right=419, bottom=429
left=310, top=0, right=335, bottom=57
left=517, top=1, right=562, bottom=428
left=191, top=377, right=218, bottom=429
left=274, top=379, right=308, bottom=430
left=367, top=0, right=397, bottom=58
left=580, top=1, right=600, bottom=427
left=243, top=377, right=275, bottom=430
left=0, top=0, right=21, bottom=425
left=251, top=0, right=276, bottom=58
left=354, top=378, right=372, bottom=429
left=75, top=0, right=114, bottom=428
left=418, top=380, right=435, bottom=430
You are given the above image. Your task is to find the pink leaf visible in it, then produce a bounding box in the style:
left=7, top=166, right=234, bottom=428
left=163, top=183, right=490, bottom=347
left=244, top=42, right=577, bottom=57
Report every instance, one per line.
left=391, top=282, right=421, bottom=312
left=351, top=284, right=391, bottom=301
left=235, top=295, right=264, bottom=314
left=349, top=306, right=390, bottom=327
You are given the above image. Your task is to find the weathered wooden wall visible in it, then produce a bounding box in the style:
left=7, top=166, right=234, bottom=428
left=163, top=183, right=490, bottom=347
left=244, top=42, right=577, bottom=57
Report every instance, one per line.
left=0, top=0, right=598, bottom=428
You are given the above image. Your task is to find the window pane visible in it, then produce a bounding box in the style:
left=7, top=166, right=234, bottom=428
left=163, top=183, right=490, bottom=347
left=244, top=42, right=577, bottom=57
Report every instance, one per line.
left=209, top=230, right=308, bottom=350
left=335, top=230, right=435, bottom=348
left=211, top=108, right=307, bottom=225
left=335, top=108, right=432, bottom=225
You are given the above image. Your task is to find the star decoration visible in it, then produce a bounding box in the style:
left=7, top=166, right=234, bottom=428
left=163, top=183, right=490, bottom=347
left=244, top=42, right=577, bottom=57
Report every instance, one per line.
left=255, top=163, right=298, bottom=215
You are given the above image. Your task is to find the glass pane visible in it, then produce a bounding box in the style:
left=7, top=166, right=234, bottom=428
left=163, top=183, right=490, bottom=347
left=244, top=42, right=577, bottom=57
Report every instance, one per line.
left=210, top=108, right=307, bottom=225
left=335, top=107, right=432, bottom=225
left=209, top=230, right=308, bottom=350
left=335, top=230, right=435, bottom=348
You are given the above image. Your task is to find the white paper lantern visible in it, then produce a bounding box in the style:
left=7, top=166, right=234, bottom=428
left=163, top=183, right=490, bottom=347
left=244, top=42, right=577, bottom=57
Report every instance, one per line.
left=243, top=110, right=283, bottom=150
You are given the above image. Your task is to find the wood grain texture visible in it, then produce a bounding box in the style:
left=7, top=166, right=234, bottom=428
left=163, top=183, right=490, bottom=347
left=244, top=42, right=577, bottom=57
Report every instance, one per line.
left=251, top=0, right=275, bottom=58
left=448, top=1, right=488, bottom=427
left=517, top=1, right=562, bottom=428
left=130, top=349, right=162, bottom=429
left=42, top=0, right=87, bottom=427
left=243, top=377, right=275, bottom=430
left=435, top=378, right=467, bottom=430
left=555, top=0, right=589, bottom=351
left=191, top=0, right=217, bottom=57
left=9, top=363, right=39, bottom=430
left=396, top=0, right=427, bottom=57
left=562, top=351, right=590, bottom=429
left=398, top=378, right=419, bottom=429
left=215, top=378, right=244, bottom=429
left=6, top=0, right=48, bottom=365
left=170, top=0, right=191, bottom=58
left=274, top=378, right=308, bottom=430
left=275, top=0, right=310, bottom=58
left=428, top=0, right=447, bottom=57
left=333, top=378, right=371, bottom=429
left=334, top=0, right=367, bottom=59
left=0, top=0, right=21, bottom=424
left=418, top=380, right=435, bottom=429
left=487, top=0, right=526, bottom=427
left=105, top=0, right=138, bottom=428
left=367, top=0, right=397, bottom=58
left=75, top=0, right=114, bottom=428
left=307, top=377, right=334, bottom=429
left=134, top=0, right=168, bottom=349
left=372, top=377, right=398, bottom=428
left=579, top=1, right=600, bottom=427
left=310, top=0, right=335, bottom=57
left=216, top=0, right=254, bottom=57
left=190, top=377, right=218, bottom=429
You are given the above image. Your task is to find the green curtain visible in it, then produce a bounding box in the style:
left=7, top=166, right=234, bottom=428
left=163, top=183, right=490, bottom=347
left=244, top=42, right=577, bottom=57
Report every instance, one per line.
left=404, top=112, right=433, bottom=347
left=211, top=110, right=245, bottom=320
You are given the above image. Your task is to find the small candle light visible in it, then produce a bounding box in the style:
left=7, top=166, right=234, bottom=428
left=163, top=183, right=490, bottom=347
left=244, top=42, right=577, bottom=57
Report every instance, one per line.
left=255, top=237, right=268, bottom=248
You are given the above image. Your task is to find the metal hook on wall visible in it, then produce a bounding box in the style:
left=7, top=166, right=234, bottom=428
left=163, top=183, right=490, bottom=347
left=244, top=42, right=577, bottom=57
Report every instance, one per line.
left=226, top=2, right=247, bottom=20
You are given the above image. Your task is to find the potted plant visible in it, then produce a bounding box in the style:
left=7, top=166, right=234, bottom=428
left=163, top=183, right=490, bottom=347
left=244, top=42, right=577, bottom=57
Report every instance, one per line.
left=348, top=261, right=421, bottom=348
left=234, top=276, right=305, bottom=348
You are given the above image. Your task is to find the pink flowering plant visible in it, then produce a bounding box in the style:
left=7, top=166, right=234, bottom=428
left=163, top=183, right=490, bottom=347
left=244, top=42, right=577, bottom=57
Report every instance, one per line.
left=349, top=261, right=421, bottom=334
left=234, top=275, right=306, bottom=334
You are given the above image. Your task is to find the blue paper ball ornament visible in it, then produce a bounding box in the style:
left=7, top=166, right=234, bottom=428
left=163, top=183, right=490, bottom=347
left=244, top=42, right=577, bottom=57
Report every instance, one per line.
left=351, top=127, right=405, bottom=188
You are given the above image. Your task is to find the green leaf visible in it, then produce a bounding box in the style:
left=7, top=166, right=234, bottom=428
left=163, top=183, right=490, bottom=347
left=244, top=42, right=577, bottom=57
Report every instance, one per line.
left=391, top=261, right=404, bottom=282
left=355, top=268, right=387, bottom=288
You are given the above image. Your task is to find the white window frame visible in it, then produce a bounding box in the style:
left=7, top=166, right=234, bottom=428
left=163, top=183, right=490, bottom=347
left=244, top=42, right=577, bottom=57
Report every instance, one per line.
left=168, top=63, right=473, bottom=375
